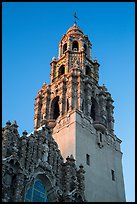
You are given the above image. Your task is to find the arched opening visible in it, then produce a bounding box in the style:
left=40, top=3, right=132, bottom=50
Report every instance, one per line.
left=24, top=174, right=56, bottom=202
left=58, top=65, right=65, bottom=77
left=63, top=43, right=67, bottom=53
left=72, top=41, right=79, bottom=51
left=24, top=179, right=48, bottom=202
left=90, top=98, right=98, bottom=121
left=86, top=65, right=91, bottom=77
left=51, top=96, right=60, bottom=120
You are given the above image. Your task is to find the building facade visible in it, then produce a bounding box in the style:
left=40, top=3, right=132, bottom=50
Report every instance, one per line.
left=2, top=22, right=126, bottom=202
left=2, top=121, right=86, bottom=202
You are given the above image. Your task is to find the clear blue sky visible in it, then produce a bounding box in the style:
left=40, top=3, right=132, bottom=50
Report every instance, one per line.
left=2, top=2, right=135, bottom=202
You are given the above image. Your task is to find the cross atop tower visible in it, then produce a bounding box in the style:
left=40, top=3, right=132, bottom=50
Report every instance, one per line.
left=74, top=12, right=79, bottom=24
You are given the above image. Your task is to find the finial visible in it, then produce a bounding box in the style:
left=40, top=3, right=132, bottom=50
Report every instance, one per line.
left=52, top=56, right=56, bottom=61
left=12, top=120, right=18, bottom=128
left=79, top=163, right=84, bottom=169
left=74, top=12, right=79, bottom=25
left=22, top=130, right=28, bottom=136
left=66, top=156, right=70, bottom=161
left=6, top=120, right=11, bottom=126
left=94, top=57, right=98, bottom=63
left=70, top=154, right=75, bottom=161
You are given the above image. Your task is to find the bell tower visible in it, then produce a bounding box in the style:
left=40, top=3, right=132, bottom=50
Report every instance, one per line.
left=34, top=23, right=126, bottom=202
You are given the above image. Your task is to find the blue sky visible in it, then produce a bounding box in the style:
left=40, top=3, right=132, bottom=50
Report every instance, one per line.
left=2, top=2, right=135, bottom=202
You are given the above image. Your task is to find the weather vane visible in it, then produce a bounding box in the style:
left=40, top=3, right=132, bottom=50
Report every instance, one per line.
left=74, top=12, right=79, bottom=24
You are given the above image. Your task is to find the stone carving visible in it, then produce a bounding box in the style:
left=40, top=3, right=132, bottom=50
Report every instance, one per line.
left=42, top=139, right=49, bottom=162
left=2, top=121, right=86, bottom=202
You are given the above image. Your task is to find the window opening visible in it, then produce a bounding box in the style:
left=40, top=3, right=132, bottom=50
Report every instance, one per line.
left=67, top=99, right=69, bottom=111
left=53, top=97, right=60, bottom=119
left=51, top=96, right=60, bottom=120
left=72, top=41, right=79, bottom=51
left=86, top=154, right=90, bottom=166
left=24, top=179, right=48, bottom=202
left=111, top=169, right=115, bottom=181
left=100, top=133, right=102, bottom=142
left=59, top=65, right=65, bottom=77
left=90, top=103, right=95, bottom=121
left=86, top=66, right=91, bottom=76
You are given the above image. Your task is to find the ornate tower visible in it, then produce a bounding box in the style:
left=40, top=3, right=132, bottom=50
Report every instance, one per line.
left=34, top=23, right=126, bottom=202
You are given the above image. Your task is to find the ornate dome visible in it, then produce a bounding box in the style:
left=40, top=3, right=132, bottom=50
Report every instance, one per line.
left=66, top=23, right=83, bottom=35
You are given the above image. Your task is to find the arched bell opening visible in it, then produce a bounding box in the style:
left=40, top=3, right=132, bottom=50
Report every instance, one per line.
left=90, top=97, right=98, bottom=121
left=51, top=96, right=60, bottom=120
left=72, top=41, right=79, bottom=51
left=58, top=65, right=65, bottom=77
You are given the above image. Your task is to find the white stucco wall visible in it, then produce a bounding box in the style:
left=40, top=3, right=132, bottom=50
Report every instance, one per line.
left=52, top=110, right=126, bottom=202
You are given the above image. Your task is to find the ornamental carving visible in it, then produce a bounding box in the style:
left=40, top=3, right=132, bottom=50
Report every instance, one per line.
left=2, top=121, right=86, bottom=202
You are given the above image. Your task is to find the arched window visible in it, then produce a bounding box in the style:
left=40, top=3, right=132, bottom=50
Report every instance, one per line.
left=63, top=43, right=67, bottom=53
left=72, top=41, right=79, bottom=51
left=86, top=65, right=91, bottom=77
left=59, top=65, right=65, bottom=77
left=51, top=96, right=60, bottom=120
left=24, top=179, right=48, bottom=202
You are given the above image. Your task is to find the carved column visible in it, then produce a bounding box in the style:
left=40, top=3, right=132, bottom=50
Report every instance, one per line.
left=58, top=42, right=62, bottom=58
left=34, top=93, right=43, bottom=129
left=67, top=75, right=74, bottom=111
left=99, top=93, right=107, bottom=125
left=2, top=121, right=11, bottom=158
left=48, top=140, right=54, bottom=167
left=37, top=134, right=44, bottom=163
left=68, top=37, right=71, bottom=51
left=107, top=98, right=114, bottom=133
left=14, top=174, right=24, bottom=202
left=20, top=131, right=27, bottom=168
left=85, top=84, right=92, bottom=116
left=2, top=171, right=12, bottom=202
left=42, top=139, right=49, bottom=163
left=50, top=58, right=57, bottom=83
left=79, top=37, right=83, bottom=51
left=77, top=75, right=83, bottom=111
left=58, top=90, right=63, bottom=117
left=77, top=164, right=85, bottom=197
left=64, top=156, right=71, bottom=194
left=25, top=135, right=34, bottom=172
left=56, top=151, right=63, bottom=188
left=53, top=144, right=58, bottom=174
left=65, top=51, right=70, bottom=74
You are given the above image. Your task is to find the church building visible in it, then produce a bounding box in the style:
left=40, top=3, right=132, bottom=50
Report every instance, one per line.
left=2, top=21, right=126, bottom=202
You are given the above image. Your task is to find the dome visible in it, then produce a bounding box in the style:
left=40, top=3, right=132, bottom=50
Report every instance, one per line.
left=66, top=23, right=83, bottom=35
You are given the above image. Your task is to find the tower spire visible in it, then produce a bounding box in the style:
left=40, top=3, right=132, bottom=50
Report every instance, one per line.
left=74, top=12, right=79, bottom=25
